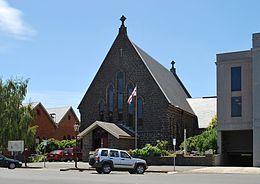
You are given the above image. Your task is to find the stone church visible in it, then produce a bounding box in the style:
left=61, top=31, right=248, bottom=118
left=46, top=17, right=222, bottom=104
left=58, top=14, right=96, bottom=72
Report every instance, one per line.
left=78, top=16, right=199, bottom=160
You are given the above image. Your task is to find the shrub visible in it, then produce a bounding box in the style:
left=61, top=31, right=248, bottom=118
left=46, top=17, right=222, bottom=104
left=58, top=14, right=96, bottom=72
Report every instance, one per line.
left=179, top=116, right=217, bottom=155
left=156, top=140, right=169, bottom=150
left=129, top=140, right=171, bottom=157
left=29, top=154, right=45, bottom=162
left=36, top=138, right=76, bottom=154
left=59, top=139, right=76, bottom=149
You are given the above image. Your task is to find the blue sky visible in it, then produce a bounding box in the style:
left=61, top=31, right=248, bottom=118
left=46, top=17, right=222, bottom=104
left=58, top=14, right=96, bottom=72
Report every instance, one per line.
left=1, top=0, right=260, bottom=115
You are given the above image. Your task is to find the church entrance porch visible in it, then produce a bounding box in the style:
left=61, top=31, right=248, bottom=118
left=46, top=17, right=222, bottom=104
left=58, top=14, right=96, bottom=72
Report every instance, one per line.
left=92, top=127, right=108, bottom=150
left=78, top=121, right=135, bottom=161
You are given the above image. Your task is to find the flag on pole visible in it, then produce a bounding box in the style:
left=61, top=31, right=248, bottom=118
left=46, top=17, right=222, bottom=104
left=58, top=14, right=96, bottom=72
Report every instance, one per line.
left=127, top=86, right=137, bottom=104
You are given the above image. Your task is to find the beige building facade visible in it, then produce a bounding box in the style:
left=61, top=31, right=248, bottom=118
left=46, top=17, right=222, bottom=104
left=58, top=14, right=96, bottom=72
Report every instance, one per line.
left=217, top=33, right=260, bottom=166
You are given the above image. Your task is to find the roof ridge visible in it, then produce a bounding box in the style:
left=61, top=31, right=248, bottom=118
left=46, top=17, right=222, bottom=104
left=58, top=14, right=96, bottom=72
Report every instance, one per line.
left=130, top=41, right=171, bottom=103
left=130, top=41, right=194, bottom=115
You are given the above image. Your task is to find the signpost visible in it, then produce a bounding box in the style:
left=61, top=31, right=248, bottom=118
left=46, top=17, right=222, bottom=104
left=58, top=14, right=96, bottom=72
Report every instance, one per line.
left=8, top=140, right=24, bottom=152
left=173, top=138, right=176, bottom=172
left=184, top=129, right=187, bottom=155
left=43, top=140, right=47, bottom=168
left=8, top=140, right=24, bottom=159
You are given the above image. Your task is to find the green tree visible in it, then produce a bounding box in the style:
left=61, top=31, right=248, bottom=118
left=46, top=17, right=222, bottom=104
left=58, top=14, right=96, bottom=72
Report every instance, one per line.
left=0, top=78, right=37, bottom=150
left=180, top=115, right=217, bottom=154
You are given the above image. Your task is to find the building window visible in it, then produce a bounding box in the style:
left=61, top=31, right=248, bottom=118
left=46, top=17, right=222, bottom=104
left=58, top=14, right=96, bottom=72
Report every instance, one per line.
left=137, top=97, right=143, bottom=124
left=99, top=100, right=104, bottom=121
left=107, top=85, right=114, bottom=122
left=68, top=115, right=71, bottom=120
left=117, top=72, right=124, bottom=121
left=231, top=96, right=242, bottom=117
left=231, top=67, right=241, bottom=91
left=127, top=83, right=134, bottom=127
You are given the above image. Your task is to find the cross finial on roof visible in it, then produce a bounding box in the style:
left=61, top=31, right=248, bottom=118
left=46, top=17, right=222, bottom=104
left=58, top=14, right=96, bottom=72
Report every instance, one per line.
left=120, top=15, right=126, bottom=27
left=170, top=60, right=176, bottom=74
left=119, top=15, right=127, bottom=35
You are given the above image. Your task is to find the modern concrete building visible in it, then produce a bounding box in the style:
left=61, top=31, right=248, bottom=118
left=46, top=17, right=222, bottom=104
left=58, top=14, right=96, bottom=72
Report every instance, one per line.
left=217, top=33, right=260, bottom=166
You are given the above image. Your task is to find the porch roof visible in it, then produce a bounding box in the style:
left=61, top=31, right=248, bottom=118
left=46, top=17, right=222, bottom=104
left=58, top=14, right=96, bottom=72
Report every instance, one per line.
left=78, top=121, right=133, bottom=139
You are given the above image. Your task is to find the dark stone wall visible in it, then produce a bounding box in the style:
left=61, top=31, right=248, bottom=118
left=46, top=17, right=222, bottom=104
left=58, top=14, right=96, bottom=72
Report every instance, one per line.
left=82, top=132, right=92, bottom=161
left=79, top=30, right=198, bottom=150
left=143, top=154, right=216, bottom=166
left=108, top=134, right=135, bottom=150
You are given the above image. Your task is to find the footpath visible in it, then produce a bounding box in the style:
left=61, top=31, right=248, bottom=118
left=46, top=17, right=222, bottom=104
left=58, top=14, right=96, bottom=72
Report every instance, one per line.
left=22, top=162, right=260, bottom=174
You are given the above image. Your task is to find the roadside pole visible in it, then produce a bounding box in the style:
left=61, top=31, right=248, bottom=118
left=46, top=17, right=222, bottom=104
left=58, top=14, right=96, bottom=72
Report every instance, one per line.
left=184, top=129, right=187, bottom=155
left=43, top=140, right=47, bottom=168
left=173, top=138, right=176, bottom=172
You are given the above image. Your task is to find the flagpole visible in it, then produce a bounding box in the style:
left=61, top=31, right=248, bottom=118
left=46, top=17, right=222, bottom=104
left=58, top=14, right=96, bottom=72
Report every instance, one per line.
left=135, top=85, right=138, bottom=149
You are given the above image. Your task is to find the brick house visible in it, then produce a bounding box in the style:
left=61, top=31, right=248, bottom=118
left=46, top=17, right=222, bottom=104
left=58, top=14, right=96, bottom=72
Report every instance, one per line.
left=31, top=102, right=56, bottom=141
left=78, top=16, right=199, bottom=160
left=31, top=102, right=79, bottom=142
left=46, top=106, right=79, bottom=140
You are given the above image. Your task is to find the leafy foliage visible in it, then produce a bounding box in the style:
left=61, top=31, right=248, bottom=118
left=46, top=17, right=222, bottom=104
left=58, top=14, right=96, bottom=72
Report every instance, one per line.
left=129, top=140, right=171, bottom=157
left=59, top=139, right=76, bottom=149
left=29, top=154, right=45, bottom=162
left=36, top=138, right=76, bottom=154
left=179, top=115, right=217, bottom=154
left=0, top=78, right=37, bottom=150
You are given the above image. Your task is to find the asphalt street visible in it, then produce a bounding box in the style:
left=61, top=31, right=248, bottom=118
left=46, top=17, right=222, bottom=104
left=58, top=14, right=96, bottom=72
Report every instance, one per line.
left=0, top=167, right=260, bottom=184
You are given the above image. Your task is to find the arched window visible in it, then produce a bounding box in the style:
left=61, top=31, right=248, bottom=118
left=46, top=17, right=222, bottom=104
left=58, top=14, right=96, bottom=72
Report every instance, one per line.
left=99, top=100, right=104, bottom=121
left=137, top=97, right=143, bottom=125
left=127, top=83, right=134, bottom=127
left=107, top=85, right=114, bottom=122
left=117, top=72, right=124, bottom=121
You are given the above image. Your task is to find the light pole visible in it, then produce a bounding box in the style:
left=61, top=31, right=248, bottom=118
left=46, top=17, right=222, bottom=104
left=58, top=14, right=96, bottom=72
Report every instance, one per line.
left=73, top=122, right=80, bottom=168
left=173, top=138, right=176, bottom=172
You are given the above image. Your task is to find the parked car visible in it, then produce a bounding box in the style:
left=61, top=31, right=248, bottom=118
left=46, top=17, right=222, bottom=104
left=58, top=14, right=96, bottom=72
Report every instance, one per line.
left=47, top=150, right=64, bottom=162
left=0, top=154, right=22, bottom=169
left=89, top=148, right=147, bottom=174
left=63, top=148, right=82, bottom=162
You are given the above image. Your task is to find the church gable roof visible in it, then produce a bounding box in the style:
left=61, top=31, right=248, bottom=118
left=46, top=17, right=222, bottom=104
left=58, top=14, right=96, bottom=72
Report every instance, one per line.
left=131, top=42, right=194, bottom=115
left=78, top=16, right=194, bottom=115
left=46, top=106, right=79, bottom=125
left=78, top=121, right=133, bottom=139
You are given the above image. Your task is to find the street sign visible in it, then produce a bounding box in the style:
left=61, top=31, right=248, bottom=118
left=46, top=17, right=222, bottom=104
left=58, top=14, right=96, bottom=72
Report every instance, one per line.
left=173, top=138, right=176, bottom=146
left=8, top=140, right=24, bottom=152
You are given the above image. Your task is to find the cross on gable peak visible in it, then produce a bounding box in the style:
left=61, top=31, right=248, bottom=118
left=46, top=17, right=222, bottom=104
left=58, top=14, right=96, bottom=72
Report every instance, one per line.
left=119, top=15, right=127, bottom=35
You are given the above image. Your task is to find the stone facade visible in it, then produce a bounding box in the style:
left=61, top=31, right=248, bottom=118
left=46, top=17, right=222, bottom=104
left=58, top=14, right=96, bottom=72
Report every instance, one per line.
left=81, top=131, right=134, bottom=161
left=143, top=154, right=216, bottom=166
left=78, top=17, right=198, bottom=154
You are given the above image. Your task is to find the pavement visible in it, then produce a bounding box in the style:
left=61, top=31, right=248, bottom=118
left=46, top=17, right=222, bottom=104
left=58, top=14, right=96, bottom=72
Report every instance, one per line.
left=21, top=162, right=260, bottom=174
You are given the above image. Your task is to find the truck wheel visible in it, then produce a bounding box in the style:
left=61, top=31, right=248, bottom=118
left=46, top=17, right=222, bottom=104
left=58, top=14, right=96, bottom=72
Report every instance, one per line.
left=96, top=168, right=103, bottom=174
left=89, top=157, right=95, bottom=166
left=136, top=164, right=145, bottom=174
left=102, top=163, right=112, bottom=174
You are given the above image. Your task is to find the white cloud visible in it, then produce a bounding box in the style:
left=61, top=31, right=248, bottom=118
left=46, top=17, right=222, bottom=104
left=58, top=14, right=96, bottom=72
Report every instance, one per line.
left=0, top=0, right=36, bottom=40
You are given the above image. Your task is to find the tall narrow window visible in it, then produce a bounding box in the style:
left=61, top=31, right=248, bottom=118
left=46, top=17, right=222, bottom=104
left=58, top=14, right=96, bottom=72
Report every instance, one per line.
left=117, top=72, right=124, bottom=121
left=127, top=83, right=134, bottom=127
left=99, top=100, right=104, bottom=121
left=231, top=96, right=242, bottom=117
left=137, top=97, right=143, bottom=126
left=107, top=85, right=114, bottom=121
left=231, top=67, right=241, bottom=91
